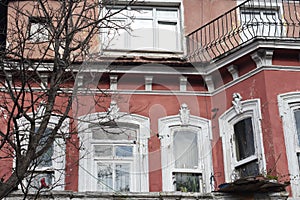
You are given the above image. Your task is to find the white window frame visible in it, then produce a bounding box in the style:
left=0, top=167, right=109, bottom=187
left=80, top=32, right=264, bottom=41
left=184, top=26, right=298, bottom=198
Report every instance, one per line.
left=17, top=114, right=68, bottom=191
left=239, top=1, right=284, bottom=41
left=219, top=99, right=266, bottom=182
left=278, top=92, right=300, bottom=198
left=29, top=18, right=49, bottom=43
left=159, top=114, right=213, bottom=193
left=78, top=112, right=150, bottom=192
left=102, top=4, right=183, bottom=53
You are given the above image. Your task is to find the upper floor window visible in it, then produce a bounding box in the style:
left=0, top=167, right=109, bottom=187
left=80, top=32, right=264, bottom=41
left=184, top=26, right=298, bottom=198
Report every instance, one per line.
left=278, top=92, right=300, bottom=198
left=103, top=5, right=182, bottom=52
left=220, top=97, right=265, bottom=182
left=29, top=17, right=49, bottom=42
left=78, top=107, right=150, bottom=192
left=240, top=8, right=281, bottom=40
left=159, top=104, right=213, bottom=193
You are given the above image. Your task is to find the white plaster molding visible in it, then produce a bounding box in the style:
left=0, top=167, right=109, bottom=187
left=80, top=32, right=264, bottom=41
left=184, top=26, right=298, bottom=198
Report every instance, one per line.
left=108, top=100, right=120, bottom=120
left=144, top=75, right=153, bottom=91
left=179, top=76, right=187, bottom=92
left=219, top=99, right=265, bottom=182
left=179, top=103, right=190, bottom=125
left=251, top=49, right=274, bottom=68
left=227, top=65, right=239, bottom=80
left=110, top=75, right=118, bottom=90
left=159, top=112, right=212, bottom=193
left=278, top=92, right=300, bottom=198
left=40, top=74, right=48, bottom=89
left=204, top=74, right=214, bottom=92
left=232, top=93, right=243, bottom=114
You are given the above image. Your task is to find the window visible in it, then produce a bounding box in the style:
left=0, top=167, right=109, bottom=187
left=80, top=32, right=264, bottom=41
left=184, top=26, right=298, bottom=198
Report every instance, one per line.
left=92, top=125, right=136, bottom=192
left=220, top=99, right=265, bottom=182
left=78, top=112, right=150, bottom=192
left=233, top=118, right=259, bottom=178
left=240, top=8, right=281, bottom=40
left=17, top=116, right=68, bottom=191
left=103, top=6, right=182, bottom=52
left=172, top=128, right=202, bottom=192
left=278, top=92, right=300, bottom=198
left=159, top=105, right=213, bottom=193
left=29, top=17, right=49, bottom=42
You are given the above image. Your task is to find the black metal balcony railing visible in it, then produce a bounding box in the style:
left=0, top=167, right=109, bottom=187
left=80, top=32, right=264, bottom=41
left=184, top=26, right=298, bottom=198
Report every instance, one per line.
left=186, top=0, right=300, bottom=62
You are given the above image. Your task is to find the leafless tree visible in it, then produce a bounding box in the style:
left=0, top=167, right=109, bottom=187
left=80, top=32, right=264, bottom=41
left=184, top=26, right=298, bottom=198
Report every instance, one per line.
left=0, top=0, right=136, bottom=198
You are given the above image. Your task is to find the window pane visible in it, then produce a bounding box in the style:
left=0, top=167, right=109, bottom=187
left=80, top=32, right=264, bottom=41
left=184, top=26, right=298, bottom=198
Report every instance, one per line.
left=157, top=9, right=178, bottom=19
left=36, top=128, right=53, bottom=168
left=234, top=118, right=255, bottom=161
left=173, top=130, right=198, bottom=169
left=115, top=163, right=130, bottom=192
left=115, top=146, right=133, bottom=157
left=97, top=163, right=113, bottom=192
left=130, top=19, right=154, bottom=50
left=294, top=110, right=300, bottom=146
left=27, top=172, right=53, bottom=191
left=173, top=172, right=201, bottom=192
left=132, top=9, right=152, bottom=18
left=94, top=145, right=113, bottom=157
left=158, top=22, right=178, bottom=51
left=92, top=127, right=137, bottom=140
left=235, top=160, right=259, bottom=178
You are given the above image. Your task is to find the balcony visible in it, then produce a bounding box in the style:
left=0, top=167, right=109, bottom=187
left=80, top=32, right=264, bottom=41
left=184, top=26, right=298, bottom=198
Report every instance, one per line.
left=186, top=0, right=300, bottom=62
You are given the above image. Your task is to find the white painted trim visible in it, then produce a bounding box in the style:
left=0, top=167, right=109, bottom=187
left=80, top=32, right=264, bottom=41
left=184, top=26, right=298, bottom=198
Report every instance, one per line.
left=159, top=113, right=213, bottom=193
left=78, top=112, right=150, bottom=192
left=278, top=92, right=300, bottom=198
left=219, top=99, right=266, bottom=182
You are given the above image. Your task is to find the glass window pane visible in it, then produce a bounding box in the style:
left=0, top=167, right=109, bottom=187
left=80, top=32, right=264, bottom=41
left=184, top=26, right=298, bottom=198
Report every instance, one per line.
left=130, top=19, right=154, bottom=50
left=36, top=128, right=53, bottom=168
left=158, top=22, right=178, bottom=51
left=27, top=172, right=53, bottom=191
left=157, top=9, right=178, bottom=19
left=235, top=160, right=259, bottom=178
left=173, top=130, right=198, bottom=169
left=115, top=146, right=133, bottom=157
left=94, top=145, right=113, bottom=157
left=234, top=117, right=255, bottom=161
left=173, top=172, right=201, bottom=192
left=294, top=110, right=300, bottom=146
left=92, top=127, right=137, bottom=141
left=115, top=163, right=130, bottom=192
left=97, top=163, right=113, bottom=192
left=132, top=9, right=152, bottom=18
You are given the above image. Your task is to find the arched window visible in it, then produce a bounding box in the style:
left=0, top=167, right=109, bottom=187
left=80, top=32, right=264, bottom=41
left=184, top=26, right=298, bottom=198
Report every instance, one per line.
left=159, top=104, right=213, bottom=193
left=278, top=92, right=300, bottom=198
left=78, top=112, right=150, bottom=192
left=219, top=98, right=265, bottom=182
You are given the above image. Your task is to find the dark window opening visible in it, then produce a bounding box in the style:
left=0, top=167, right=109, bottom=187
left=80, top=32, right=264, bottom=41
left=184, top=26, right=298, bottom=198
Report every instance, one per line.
left=234, top=117, right=255, bottom=161
left=173, top=172, right=201, bottom=192
left=235, top=160, right=259, bottom=178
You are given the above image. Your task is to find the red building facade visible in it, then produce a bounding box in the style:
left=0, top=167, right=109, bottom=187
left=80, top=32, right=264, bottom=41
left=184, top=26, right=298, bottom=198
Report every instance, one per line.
left=1, top=0, right=300, bottom=199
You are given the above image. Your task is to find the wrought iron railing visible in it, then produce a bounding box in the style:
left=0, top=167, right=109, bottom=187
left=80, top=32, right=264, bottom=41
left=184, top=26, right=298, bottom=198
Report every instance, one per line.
left=186, top=0, right=300, bottom=62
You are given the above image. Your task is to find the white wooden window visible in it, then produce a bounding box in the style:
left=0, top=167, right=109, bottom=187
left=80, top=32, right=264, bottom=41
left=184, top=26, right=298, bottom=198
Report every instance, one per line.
left=103, top=6, right=182, bottom=52
left=29, top=18, right=49, bottom=42
left=278, top=92, right=300, bottom=198
left=219, top=99, right=265, bottom=182
left=240, top=7, right=281, bottom=41
left=78, top=113, right=150, bottom=192
left=159, top=114, right=212, bottom=193
left=17, top=115, right=68, bottom=191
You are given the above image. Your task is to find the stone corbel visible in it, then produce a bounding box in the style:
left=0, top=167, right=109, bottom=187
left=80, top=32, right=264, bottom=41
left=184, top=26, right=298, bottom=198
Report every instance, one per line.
left=179, top=76, right=187, bottom=92
left=251, top=49, right=274, bottom=68
left=204, top=74, right=215, bottom=92
left=227, top=65, right=239, bottom=80
left=110, top=75, right=118, bottom=90
left=145, top=76, right=153, bottom=91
